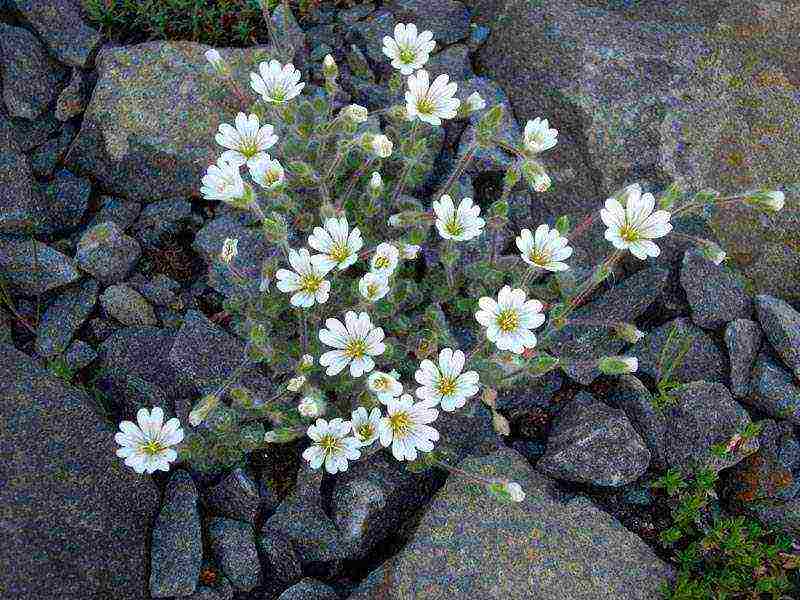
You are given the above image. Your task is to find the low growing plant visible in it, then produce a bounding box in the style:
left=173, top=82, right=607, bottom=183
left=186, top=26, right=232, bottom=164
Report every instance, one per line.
left=113, top=14, right=788, bottom=503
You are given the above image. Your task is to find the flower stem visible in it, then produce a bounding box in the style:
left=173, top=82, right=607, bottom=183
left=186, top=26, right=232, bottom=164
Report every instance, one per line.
left=431, top=457, right=506, bottom=487
left=671, top=196, right=747, bottom=217
left=440, top=142, right=477, bottom=199
left=336, top=157, right=374, bottom=210
left=390, top=121, right=420, bottom=206
left=492, top=137, right=526, bottom=159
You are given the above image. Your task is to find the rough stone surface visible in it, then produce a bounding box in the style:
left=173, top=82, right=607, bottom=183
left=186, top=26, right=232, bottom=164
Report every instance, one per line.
left=256, top=528, right=304, bottom=591
left=635, top=317, right=728, bottom=385
left=755, top=294, right=800, bottom=381
left=388, top=0, right=470, bottom=46
left=40, top=169, right=91, bottom=234
left=203, top=468, right=262, bottom=523
left=350, top=448, right=673, bottom=599
left=552, top=267, right=671, bottom=384
left=349, top=10, right=396, bottom=67
left=132, top=197, right=194, bottom=248
left=0, top=23, right=67, bottom=120
left=0, top=146, right=43, bottom=235
left=539, top=392, right=650, bottom=487
left=66, top=43, right=272, bottom=200
left=11, top=0, right=103, bottom=68
left=0, top=343, right=158, bottom=600
left=64, top=339, right=97, bottom=371
left=607, top=374, right=668, bottom=470
left=208, top=518, right=262, bottom=592
left=680, top=248, right=752, bottom=329
left=87, top=196, right=142, bottom=232
left=56, top=67, right=89, bottom=121
left=724, top=319, right=763, bottom=398
left=29, top=125, right=76, bottom=178
left=35, top=278, right=98, bottom=357
left=0, top=237, right=80, bottom=295
left=150, top=470, right=203, bottom=598
left=747, top=352, right=800, bottom=426
left=277, top=578, right=338, bottom=600
left=101, top=284, right=158, bottom=327
left=76, top=221, right=142, bottom=284
left=664, top=381, right=756, bottom=473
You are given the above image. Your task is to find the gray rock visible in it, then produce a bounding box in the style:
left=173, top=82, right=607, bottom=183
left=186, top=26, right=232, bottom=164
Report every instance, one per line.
left=76, top=221, right=142, bottom=284
left=0, top=237, right=80, bottom=295
left=0, top=310, right=12, bottom=343
left=635, top=317, right=727, bottom=386
left=256, top=528, right=303, bottom=590
left=756, top=295, right=800, bottom=381
left=747, top=352, right=800, bottom=426
left=680, top=248, right=752, bottom=329
left=29, top=124, right=77, bottom=178
left=539, top=392, right=650, bottom=486
left=277, top=578, right=338, bottom=600
left=87, top=196, right=142, bottom=232
left=553, top=267, right=671, bottom=384
left=63, top=339, right=97, bottom=371
left=11, top=0, right=102, bottom=68
left=664, top=381, right=755, bottom=473
left=723, top=419, right=800, bottom=505
left=66, top=43, right=272, bottom=200
left=129, top=273, right=182, bottom=308
left=133, top=197, right=194, bottom=248
left=101, top=284, right=157, bottom=327
left=3, top=109, right=60, bottom=151
left=56, top=68, right=89, bottom=121
left=746, top=499, right=800, bottom=540
left=208, top=518, right=261, bottom=592
left=350, top=448, right=673, bottom=599
left=0, top=23, right=67, bottom=120
left=150, top=470, right=202, bottom=597
left=387, top=0, right=471, bottom=46
left=724, top=319, right=763, bottom=398
left=99, top=372, right=170, bottom=418
left=203, top=468, right=262, bottom=523
left=40, top=170, right=91, bottom=234
left=349, top=10, right=396, bottom=67
left=35, top=278, right=98, bottom=357
left=425, top=43, right=473, bottom=81
left=0, top=343, right=158, bottom=599
left=496, top=369, right=562, bottom=413
left=99, top=326, right=193, bottom=398
left=0, top=148, right=43, bottom=235
left=607, top=374, right=668, bottom=470
left=337, top=3, right=375, bottom=25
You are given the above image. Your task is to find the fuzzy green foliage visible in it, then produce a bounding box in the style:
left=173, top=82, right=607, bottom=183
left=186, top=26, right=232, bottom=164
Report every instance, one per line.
left=652, top=467, right=800, bottom=599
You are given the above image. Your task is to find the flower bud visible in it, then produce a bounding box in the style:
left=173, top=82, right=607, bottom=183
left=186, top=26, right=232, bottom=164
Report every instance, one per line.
left=598, top=356, right=639, bottom=375
left=400, top=243, right=420, bottom=259
left=700, top=240, right=727, bottom=265
left=301, top=354, right=314, bottom=367
left=297, top=395, right=326, bottom=418
left=204, top=49, right=227, bottom=74
left=613, top=322, right=645, bottom=344
left=343, top=103, right=368, bottom=124
left=370, top=134, right=393, bottom=158
left=388, top=214, right=402, bottom=228
left=323, top=53, right=338, bottom=78
left=369, top=171, right=383, bottom=193
left=505, top=481, right=525, bottom=502
left=189, top=393, right=219, bottom=427
left=465, top=91, right=486, bottom=112
left=287, top=375, right=306, bottom=392
left=219, top=238, right=238, bottom=264
left=745, top=190, right=785, bottom=212
left=521, top=160, right=551, bottom=192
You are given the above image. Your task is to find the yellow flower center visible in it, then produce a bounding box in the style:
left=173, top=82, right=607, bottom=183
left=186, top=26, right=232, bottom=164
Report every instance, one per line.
left=444, top=216, right=463, bottom=237
left=528, top=249, right=550, bottom=266
left=271, top=88, right=286, bottom=103
left=300, top=273, right=322, bottom=294
left=373, top=376, right=388, bottom=390
left=329, top=242, right=351, bottom=264
left=357, top=424, right=375, bottom=441
left=497, top=309, right=520, bottom=333
left=262, top=168, right=281, bottom=186
left=417, top=97, right=435, bottom=115
left=437, top=376, right=457, bottom=397
left=319, top=434, right=340, bottom=454
left=345, top=339, right=368, bottom=360
left=367, top=283, right=379, bottom=298
left=240, top=139, right=259, bottom=158
left=399, top=48, right=416, bottom=64
left=619, top=224, right=640, bottom=243
left=141, top=439, right=166, bottom=456
left=374, top=255, right=390, bottom=270
left=389, top=411, right=411, bottom=436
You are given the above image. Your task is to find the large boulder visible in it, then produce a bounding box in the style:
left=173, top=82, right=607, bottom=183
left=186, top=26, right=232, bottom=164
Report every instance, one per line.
left=350, top=449, right=673, bottom=599
left=66, top=42, right=270, bottom=202
left=0, top=343, right=158, bottom=599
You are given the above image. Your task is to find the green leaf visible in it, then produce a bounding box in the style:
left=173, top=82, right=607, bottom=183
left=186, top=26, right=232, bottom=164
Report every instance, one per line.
left=555, top=214, right=570, bottom=236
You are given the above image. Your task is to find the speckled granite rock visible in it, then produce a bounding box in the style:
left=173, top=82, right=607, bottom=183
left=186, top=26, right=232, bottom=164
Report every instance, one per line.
left=680, top=248, right=752, bottom=329
left=0, top=343, right=158, bottom=599
left=746, top=352, right=800, bottom=426
left=100, top=284, right=157, bottom=327
left=208, top=519, right=261, bottom=592
left=35, top=278, right=98, bottom=357
left=76, top=221, right=142, bottom=284
left=277, top=578, right=338, bottom=600
left=387, top=0, right=470, bottom=46
left=0, top=237, right=80, bottom=295
left=724, top=319, right=763, bottom=398
left=350, top=448, right=673, bottom=599
left=756, top=295, right=800, bottom=381
left=607, top=374, right=668, bottom=470
left=66, top=42, right=271, bottom=201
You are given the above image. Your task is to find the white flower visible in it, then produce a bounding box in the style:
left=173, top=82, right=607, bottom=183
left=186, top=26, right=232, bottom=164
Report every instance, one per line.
left=475, top=286, right=545, bottom=354
left=369, top=172, right=383, bottom=191
left=200, top=157, right=246, bottom=203
left=205, top=49, right=225, bottom=72
left=323, top=54, right=336, bottom=69
left=400, top=243, right=420, bottom=259
left=188, top=394, right=219, bottom=427
left=516, top=224, right=573, bottom=271
left=405, top=69, right=460, bottom=126
left=359, top=272, right=391, bottom=302
left=250, top=59, right=305, bottom=104
left=297, top=395, right=324, bottom=418
left=351, top=406, right=382, bottom=447
left=219, top=238, right=239, bottom=264
left=532, top=171, right=551, bottom=193
left=600, top=184, right=673, bottom=260
left=614, top=322, right=645, bottom=344
left=248, top=154, right=285, bottom=190
left=763, top=191, right=785, bottom=211
left=523, top=117, right=558, bottom=155
left=367, top=370, right=404, bottom=403
left=275, top=248, right=332, bottom=308
left=307, top=216, right=363, bottom=272
left=465, top=91, right=486, bottom=112
left=371, top=134, right=393, bottom=158
left=343, top=104, right=369, bottom=123
left=115, top=407, right=184, bottom=474
left=415, top=348, right=480, bottom=412
left=287, top=375, right=306, bottom=392
left=301, top=354, right=314, bottom=367
left=370, top=242, right=400, bottom=275
left=506, top=481, right=525, bottom=502
left=215, top=112, right=278, bottom=167
left=382, top=23, right=436, bottom=75
left=433, top=194, right=485, bottom=241
left=302, top=418, right=361, bottom=474
left=379, top=394, right=439, bottom=461
left=388, top=214, right=402, bottom=228
left=319, top=311, right=386, bottom=377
